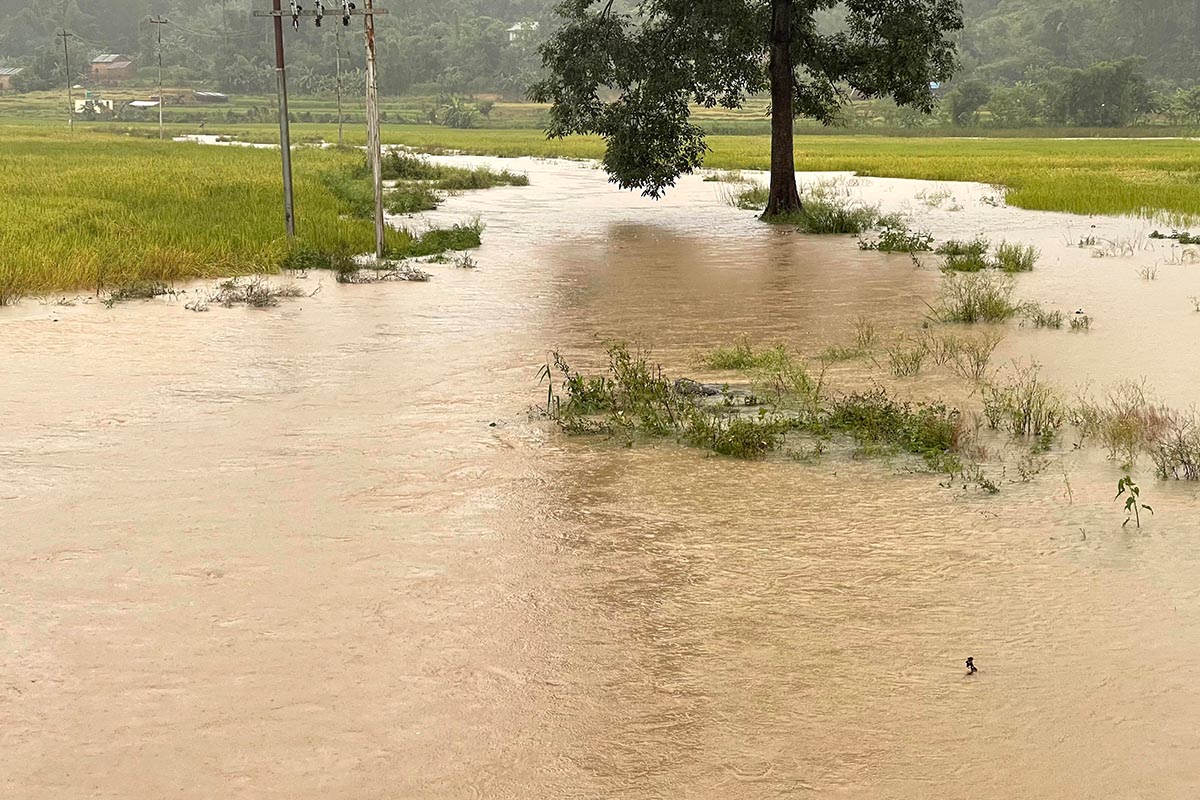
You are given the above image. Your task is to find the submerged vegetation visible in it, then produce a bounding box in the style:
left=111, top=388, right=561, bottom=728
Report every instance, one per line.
left=380, top=150, right=528, bottom=216
left=542, top=343, right=967, bottom=471
left=930, top=272, right=1021, bottom=323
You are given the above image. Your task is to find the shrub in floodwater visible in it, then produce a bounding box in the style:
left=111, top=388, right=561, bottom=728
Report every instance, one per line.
left=102, top=281, right=177, bottom=307
left=859, top=223, right=935, bottom=254
left=819, top=389, right=964, bottom=471
left=1073, top=381, right=1174, bottom=469
left=336, top=264, right=432, bottom=283
left=948, top=332, right=1004, bottom=383
left=983, top=362, right=1064, bottom=441
left=386, top=185, right=441, bottom=215
left=886, top=335, right=929, bottom=377
left=392, top=220, right=484, bottom=259
left=1022, top=303, right=1065, bottom=329
left=210, top=277, right=307, bottom=308
left=1151, top=415, right=1200, bottom=481
left=381, top=151, right=443, bottom=181
left=684, top=412, right=788, bottom=459
left=994, top=241, right=1039, bottom=273
left=930, top=272, right=1020, bottom=324
left=1069, top=314, right=1092, bottom=331
left=854, top=316, right=878, bottom=350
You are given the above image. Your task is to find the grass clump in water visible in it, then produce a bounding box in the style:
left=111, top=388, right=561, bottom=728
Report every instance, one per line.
left=392, top=220, right=484, bottom=259
left=994, top=241, right=1040, bottom=273
left=385, top=185, right=441, bottom=215
left=1073, top=381, right=1175, bottom=469
left=1022, top=304, right=1065, bottom=329
left=788, top=197, right=880, bottom=234
left=859, top=223, right=934, bottom=253
left=930, top=272, right=1020, bottom=324
left=700, top=339, right=790, bottom=371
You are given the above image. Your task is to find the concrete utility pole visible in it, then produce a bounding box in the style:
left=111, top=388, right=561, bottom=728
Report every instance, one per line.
left=364, top=0, right=385, bottom=259
left=335, top=24, right=344, bottom=148
left=253, top=2, right=389, bottom=248
left=57, top=30, right=73, bottom=130
left=149, top=16, right=169, bottom=140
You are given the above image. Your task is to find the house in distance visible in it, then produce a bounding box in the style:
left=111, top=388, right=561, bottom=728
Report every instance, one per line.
left=90, top=54, right=136, bottom=84
left=0, top=67, right=24, bottom=91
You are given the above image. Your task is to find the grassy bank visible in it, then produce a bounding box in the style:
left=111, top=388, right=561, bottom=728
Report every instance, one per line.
left=0, top=128, right=480, bottom=299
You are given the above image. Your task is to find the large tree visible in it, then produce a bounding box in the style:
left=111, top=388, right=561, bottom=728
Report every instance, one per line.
left=531, top=0, right=963, bottom=217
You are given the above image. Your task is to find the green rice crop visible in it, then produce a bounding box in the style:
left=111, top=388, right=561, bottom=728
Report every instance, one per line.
left=0, top=128, right=473, bottom=297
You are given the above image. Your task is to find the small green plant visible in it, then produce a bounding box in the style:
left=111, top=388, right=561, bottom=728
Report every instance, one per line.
left=1069, top=314, right=1092, bottom=331
left=994, top=241, right=1039, bottom=273
left=1115, top=476, right=1153, bottom=528
left=1138, top=264, right=1159, bottom=281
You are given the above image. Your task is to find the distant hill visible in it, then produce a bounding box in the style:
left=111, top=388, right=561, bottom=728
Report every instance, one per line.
left=1, top=1, right=1197, bottom=98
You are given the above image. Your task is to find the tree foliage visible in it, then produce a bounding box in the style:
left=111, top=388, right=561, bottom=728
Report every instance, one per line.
left=531, top=1, right=962, bottom=199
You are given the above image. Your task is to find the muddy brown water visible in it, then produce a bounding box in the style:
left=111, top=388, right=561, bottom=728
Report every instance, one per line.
left=3, top=156, right=1200, bottom=799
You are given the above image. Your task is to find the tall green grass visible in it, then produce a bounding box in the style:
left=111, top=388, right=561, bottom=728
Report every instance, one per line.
left=0, top=129, right=441, bottom=297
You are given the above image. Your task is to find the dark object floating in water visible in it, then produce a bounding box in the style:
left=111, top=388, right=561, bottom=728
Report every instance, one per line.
left=966, top=657, right=978, bottom=675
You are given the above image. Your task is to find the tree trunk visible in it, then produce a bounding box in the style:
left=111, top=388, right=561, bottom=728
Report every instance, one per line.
left=763, top=0, right=802, bottom=219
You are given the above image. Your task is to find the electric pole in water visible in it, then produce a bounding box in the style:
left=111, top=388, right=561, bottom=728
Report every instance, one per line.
left=254, top=2, right=389, bottom=251
left=57, top=30, right=73, bottom=130
left=149, top=16, right=169, bottom=140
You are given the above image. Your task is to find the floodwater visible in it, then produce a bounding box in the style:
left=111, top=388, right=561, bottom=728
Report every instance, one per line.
left=3, top=154, right=1200, bottom=799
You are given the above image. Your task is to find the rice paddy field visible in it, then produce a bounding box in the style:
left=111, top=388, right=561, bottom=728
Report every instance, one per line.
left=76, top=118, right=1200, bottom=221
left=6, top=112, right=1200, bottom=298
left=0, top=127, right=418, bottom=299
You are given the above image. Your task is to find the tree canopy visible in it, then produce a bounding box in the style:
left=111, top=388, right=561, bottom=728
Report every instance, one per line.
left=531, top=0, right=962, bottom=213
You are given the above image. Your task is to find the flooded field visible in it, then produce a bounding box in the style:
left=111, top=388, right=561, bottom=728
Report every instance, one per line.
left=3, top=155, right=1200, bottom=798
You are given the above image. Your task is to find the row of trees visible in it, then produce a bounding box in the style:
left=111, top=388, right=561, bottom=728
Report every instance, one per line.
left=0, top=0, right=549, bottom=97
